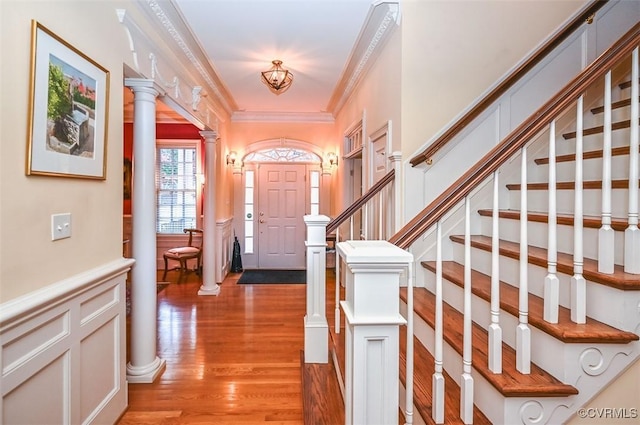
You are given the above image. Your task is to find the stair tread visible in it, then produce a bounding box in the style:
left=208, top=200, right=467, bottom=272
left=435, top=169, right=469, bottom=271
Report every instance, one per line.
left=562, top=119, right=637, bottom=140
left=477, top=209, right=629, bottom=231
left=400, top=287, right=578, bottom=397
left=619, top=79, right=640, bottom=90
left=534, top=145, right=637, bottom=165
left=449, top=234, right=640, bottom=290
left=399, top=329, right=492, bottom=424
left=421, top=260, right=639, bottom=343
left=590, top=97, right=639, bottom=114
left=506, top=179, right=637, bottom=190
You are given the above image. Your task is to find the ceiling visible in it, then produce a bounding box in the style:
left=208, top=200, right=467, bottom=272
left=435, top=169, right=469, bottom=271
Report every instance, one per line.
left=146, top=0, right=378, bottom=123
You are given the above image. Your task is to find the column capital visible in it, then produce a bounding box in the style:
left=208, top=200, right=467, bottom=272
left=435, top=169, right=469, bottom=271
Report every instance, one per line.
left=124, top=78, right=164, bottom=96
left=199, top=130, right=218, bottom=141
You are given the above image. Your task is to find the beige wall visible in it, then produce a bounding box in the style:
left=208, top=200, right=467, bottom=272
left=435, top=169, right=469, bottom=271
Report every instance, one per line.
left=568, top=360, right=640, bottom=425
left=226, top=121, right=337, bottom=159
left=0, top=0, right=135, bottom=302
left=399, top=0, right=589, bottom=158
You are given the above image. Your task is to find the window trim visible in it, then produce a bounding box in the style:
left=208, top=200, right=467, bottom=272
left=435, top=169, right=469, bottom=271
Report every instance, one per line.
left=155, top=139, right=203, bottom=234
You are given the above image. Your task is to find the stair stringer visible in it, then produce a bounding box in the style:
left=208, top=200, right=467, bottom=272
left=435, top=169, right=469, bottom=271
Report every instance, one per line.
left=400, top=299, right=577, bottom=425
left=402, top=291, right=640, bottom=425
left=431, top=266, right=640, bottom=422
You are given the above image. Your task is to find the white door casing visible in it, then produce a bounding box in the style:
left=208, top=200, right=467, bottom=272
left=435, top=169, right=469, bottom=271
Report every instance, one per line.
left=257, top=163, right=307, bottom=269
left=368, top=126, right=389, bottom=239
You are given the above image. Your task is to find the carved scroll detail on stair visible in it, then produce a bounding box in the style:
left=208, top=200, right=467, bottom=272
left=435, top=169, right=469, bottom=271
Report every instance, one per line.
left=579, top=347, right=632, bottom=377
left=520, top=400, right=544, bottom=425
left=580, top=348, right=605, bottom=376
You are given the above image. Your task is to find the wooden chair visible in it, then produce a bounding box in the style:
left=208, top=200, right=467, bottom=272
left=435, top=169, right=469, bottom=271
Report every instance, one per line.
left=162, top=228, right=203, bottom=281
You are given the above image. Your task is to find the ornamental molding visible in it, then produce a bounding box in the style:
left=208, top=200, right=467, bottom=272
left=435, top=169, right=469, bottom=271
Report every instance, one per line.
left=117, top=5, right=233, bottom=128
left=231, top=111, right=335, bottom=123
left=326, top=2, right=400, bottom=116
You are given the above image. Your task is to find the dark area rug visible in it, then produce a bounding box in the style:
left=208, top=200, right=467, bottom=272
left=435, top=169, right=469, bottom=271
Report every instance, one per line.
left=237, top=269, right=306, bottom=284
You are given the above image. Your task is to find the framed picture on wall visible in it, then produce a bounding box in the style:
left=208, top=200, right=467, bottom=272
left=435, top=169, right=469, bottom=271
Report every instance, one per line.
left=26, top=20, right=110, bottom=179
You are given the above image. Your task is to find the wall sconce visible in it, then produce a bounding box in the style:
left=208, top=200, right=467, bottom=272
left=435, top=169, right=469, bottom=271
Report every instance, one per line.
left=326, top=152, right=338, bottom=167
left=226, top=151, right=238, bottom=166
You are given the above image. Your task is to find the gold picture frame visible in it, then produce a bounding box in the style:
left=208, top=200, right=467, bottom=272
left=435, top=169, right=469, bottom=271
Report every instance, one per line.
left=26, top=21, right=110, bottom=179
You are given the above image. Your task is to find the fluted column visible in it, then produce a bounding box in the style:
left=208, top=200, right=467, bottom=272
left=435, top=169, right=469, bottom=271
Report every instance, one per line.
left=199, top=131, right=220, bottom=296
left=124, top=78, right=166, bottom=383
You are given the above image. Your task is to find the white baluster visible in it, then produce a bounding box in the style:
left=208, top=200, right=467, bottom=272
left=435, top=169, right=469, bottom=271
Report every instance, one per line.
left=335, top=228, right=341, bottom=334
left=599, top=70, right=615, bottom=274
left=432, top=221, right=445, bottom=424
left=363, top=203, right=368, bottom=240
left=379, top=192, right=384, bottom=239
left=349, top=215, right=354, bottom=240
left=517, top=147, right=531, bottom=374
left=405, top=263, right=414, bottom=425
left=544, top=121, right=560, bottom=323
left=488, top=172, right=502, bottom=373
left=625, top=47, right=640, bottom=274
left=461, top=197, right=474, bottom=424
left=572, top=95, right=587, bottom=324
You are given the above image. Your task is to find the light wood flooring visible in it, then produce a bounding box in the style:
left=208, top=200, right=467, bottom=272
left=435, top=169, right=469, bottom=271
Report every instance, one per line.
left=118, top=269, right=318, bottom=425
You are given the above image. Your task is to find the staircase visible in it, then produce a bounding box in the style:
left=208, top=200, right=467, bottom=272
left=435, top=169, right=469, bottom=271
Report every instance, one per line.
left=305, top=23, right=640, bottom=425
left=387, top=28, right=640, bottom=423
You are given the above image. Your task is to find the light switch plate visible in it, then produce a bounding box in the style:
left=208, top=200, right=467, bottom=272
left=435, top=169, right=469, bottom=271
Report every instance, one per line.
left=51, top=213, right=72, bottom=241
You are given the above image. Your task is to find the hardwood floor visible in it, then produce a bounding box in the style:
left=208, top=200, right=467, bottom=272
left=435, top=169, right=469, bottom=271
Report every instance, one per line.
left=119, top=270, right=309, bottom=424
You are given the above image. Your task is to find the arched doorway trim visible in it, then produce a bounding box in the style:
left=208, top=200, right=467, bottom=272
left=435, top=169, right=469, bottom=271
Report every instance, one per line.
left=243, top=138, right=323, bottom=164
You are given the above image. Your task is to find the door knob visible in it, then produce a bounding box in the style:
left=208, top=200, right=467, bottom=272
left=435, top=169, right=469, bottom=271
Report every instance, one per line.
left=259, top=212, right=264, bottom=216
left=259, top=219, right=265, bottom=223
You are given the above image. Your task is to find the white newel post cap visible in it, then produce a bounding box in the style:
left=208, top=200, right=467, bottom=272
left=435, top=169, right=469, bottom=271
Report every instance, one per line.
left=304, top=215, right=330, bottom=245
left=337, top=240, right=413, bottom=320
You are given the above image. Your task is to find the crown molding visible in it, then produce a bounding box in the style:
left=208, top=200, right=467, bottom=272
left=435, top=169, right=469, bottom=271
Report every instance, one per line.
left=326, top=2, right=400, bottom=116
left=117, top=2, right=237, bottom=127
left=231, top=111, right=335, bottom=123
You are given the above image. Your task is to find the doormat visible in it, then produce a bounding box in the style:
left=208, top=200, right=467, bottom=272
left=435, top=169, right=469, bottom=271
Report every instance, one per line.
left=237, top=269, right=306, bottom=284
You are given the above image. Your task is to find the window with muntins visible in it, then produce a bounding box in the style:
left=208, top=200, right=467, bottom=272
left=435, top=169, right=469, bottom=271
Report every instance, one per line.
left=156, top=146, right=198, bottom=234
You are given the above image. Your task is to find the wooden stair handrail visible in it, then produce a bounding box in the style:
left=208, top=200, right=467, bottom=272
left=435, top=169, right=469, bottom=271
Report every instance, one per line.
left=326, top=169, right=395, bottom=235
left=390, top=22, right=640, bottom=249
left=408, top=0, right=608, bottom=168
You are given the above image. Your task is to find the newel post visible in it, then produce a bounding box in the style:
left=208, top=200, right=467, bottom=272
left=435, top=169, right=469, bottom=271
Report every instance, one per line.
left=304, top=215, right=331, bottom=363
left=337, top=240, right=412, bottom=425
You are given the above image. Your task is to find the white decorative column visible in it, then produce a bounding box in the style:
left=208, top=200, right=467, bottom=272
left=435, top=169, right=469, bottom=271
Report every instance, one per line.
left=304, top=215, right=331, bottom=363
left=125, top=78, right=166, bottom=383
left=199, top=130, right=220, bottom=296
left=338, top=240, right=412, bottom=425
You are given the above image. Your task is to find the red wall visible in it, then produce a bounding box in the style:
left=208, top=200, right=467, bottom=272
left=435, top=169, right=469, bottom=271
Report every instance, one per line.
left=123, top=123, right=203, bottom=215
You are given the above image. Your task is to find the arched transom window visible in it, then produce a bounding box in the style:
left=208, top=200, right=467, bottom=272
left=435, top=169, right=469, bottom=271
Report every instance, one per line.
left=244, top=147, right=321, bottom=163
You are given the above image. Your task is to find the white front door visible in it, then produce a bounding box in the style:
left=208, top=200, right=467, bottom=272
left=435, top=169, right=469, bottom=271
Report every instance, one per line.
left=257, top=163, right=306, bottom=269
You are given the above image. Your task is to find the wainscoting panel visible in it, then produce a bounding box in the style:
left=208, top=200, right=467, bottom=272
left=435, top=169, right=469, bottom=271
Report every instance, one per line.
left=216, top=217, right=233, bottom=283
left=0, top=258, right=133, bottom=425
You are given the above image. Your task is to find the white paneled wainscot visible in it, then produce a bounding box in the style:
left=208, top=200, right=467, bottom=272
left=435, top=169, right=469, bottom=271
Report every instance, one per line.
left=0, top=258, right=133, bottom=424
